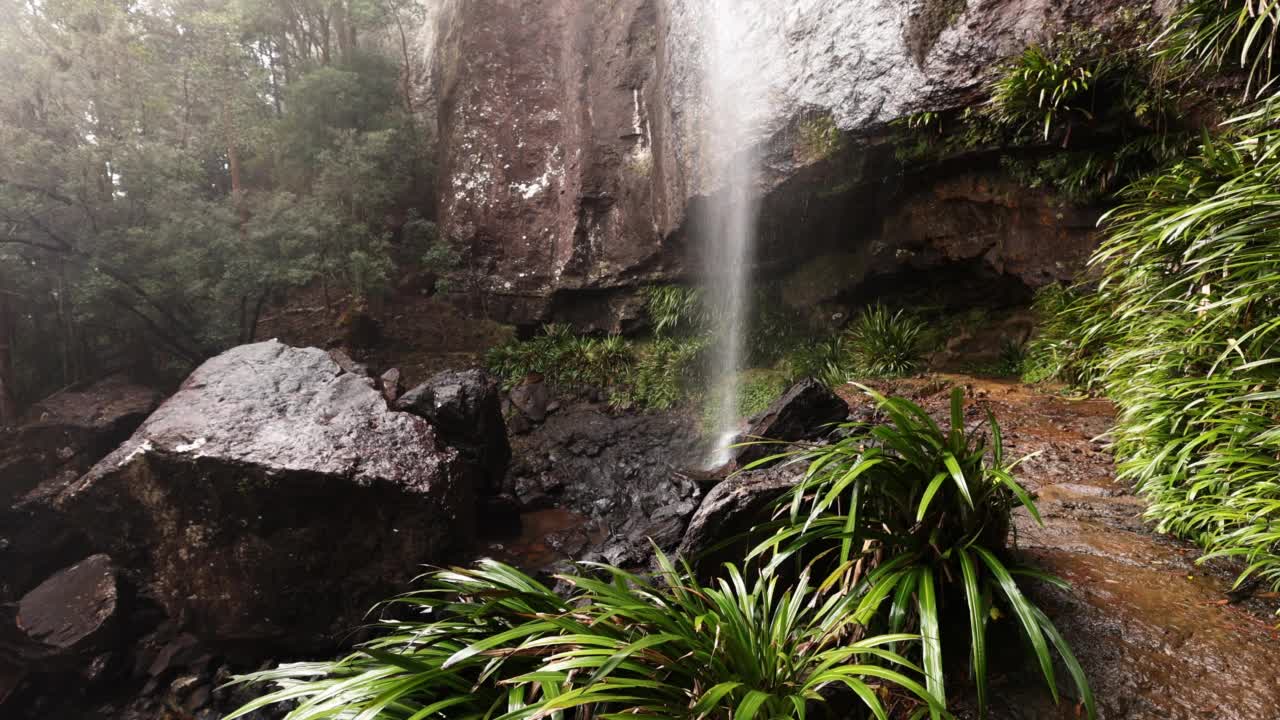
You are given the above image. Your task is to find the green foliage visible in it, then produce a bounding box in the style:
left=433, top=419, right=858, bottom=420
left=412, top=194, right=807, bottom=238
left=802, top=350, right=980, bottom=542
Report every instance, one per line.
left=796, top=113, right=847, bottom=162
left=644, top=285, right=706, bottom=336
left=486, top=325, right=633, bottom=390
left=782, top=335, right=853, bottom=388
left=0, top=0, right=431, bottom=405
left=747, top=387, right=1094, bottom=719
left=779, top=306, right=928, bottom=388
left=897, top=9, right=1199, bottom=202
left=1032, top=100, right=1280, bottom=594
left=230, top=554, right=939, bottom=720
left=846, top=305, right=926, bottom=378
left=988, top=44, right=1097, bottom=141
left=1020, top=284, right=1111, bottom=388
left=485, top=325, right=706, bottom=411
left=613, top=336, right=709, bottom=411
left=1158, top=0, right=1280, bottom=98
left=701, top=369, right=788, bottom=432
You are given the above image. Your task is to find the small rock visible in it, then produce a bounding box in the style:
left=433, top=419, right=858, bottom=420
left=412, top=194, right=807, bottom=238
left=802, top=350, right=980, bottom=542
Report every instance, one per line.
left=16, top=554, right=119, bottom=653
left=380, top=368, right=403, bottom=403
left=326, top=348, right=368, bottom=377
left=510, top=380, right=551, bottom=423
left=508, top=413, right=534, bottom=436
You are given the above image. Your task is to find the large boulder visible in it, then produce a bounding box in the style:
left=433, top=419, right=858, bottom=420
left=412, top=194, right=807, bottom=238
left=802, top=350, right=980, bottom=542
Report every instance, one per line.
left=56, top=340, right=482, bottom=650
left=676, top=463, right=802, bottom=576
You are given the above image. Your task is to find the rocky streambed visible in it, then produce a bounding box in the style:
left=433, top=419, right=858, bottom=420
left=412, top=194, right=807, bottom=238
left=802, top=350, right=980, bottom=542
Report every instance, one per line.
left=2, top=344, right=1278, bottom=719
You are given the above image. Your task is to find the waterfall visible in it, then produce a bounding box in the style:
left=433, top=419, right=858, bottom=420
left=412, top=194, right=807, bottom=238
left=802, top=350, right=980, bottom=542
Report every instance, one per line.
left=703, top=0, right=764, bottom=468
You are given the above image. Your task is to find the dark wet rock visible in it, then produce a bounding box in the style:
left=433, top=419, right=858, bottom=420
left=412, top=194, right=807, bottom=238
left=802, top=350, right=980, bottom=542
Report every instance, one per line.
left=340, top=308, right=381, bottom=349
left=0, top=375, right=162, bottom=509
left=397, top=369, right=510, bottom=491
left=379, top=368, right=403, bottom=402
left=56, top=340, right=479, bottom=651
left=505, top=403, right=704, bottom=566
left=509, top=379, right=552, bottom=424
left=733, top=379, right=849, bottom=468
left=676, top=464, right=802, bottom=575
left=15, top=554, right=119, bottom=654
left=0, top=376, right=161, bottom=606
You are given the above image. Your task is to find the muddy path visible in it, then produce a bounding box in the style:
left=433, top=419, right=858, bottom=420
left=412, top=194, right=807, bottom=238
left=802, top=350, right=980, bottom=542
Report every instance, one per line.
left=846, top=376, right=1280, bottom=720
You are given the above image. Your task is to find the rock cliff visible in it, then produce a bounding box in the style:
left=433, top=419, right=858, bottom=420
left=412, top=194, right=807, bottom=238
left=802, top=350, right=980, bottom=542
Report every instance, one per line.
left=427, top=0, right=1175, bottom=329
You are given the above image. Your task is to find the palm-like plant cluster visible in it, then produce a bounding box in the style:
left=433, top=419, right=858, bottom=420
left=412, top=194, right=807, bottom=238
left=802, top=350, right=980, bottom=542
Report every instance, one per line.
left=845, top=305, right=927, bottom=378
left=746, top=387, right=1092, bottom=719
left=1032, top=100, right=1280, bottom=594
left=781, top=305, right=926, bottom=387
left=988, top=44, right=1097, bottom=141
left=485, top=325, right=634, bottom=390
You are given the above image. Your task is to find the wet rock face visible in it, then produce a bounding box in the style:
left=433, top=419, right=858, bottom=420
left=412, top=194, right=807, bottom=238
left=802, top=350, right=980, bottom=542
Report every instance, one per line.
left=397, top=368, right=511, bottom=491
left=433, top=0, right=675, bottom=330
left=504, top=401, right=704, bottom=567
left=733, top=378, right=849, bottom=468
left=56, top=340, right=480, bottom=650
left=429, top=0, right=1169, bottom=327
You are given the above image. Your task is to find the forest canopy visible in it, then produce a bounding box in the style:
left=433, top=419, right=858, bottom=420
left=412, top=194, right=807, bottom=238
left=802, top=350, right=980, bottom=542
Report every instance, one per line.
left=0, top=0, right=437, bottom=422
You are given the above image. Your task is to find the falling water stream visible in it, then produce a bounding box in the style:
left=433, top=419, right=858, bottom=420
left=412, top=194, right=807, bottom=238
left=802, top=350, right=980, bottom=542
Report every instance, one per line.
left=703, top=1, right=764, bottom=468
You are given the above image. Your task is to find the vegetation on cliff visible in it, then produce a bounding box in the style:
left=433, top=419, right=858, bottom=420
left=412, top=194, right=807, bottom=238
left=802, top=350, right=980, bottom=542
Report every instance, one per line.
left=1008, top=1, right=1280, bottom=598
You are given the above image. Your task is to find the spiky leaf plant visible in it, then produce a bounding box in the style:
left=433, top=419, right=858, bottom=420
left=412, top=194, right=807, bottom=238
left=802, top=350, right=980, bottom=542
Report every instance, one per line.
left=228, top=554, right=944, bottom=720
left=1157, top=0, right=1280, bottom=98
left=745, top=387, right=1094, bottom=719
left=644, top=285, right=707, bottom=336
left=846, top=305, right=926, bottom=378
left=1033, top=97, right=1280, bottom=597
left=989, top=44, right=1097, bottom=141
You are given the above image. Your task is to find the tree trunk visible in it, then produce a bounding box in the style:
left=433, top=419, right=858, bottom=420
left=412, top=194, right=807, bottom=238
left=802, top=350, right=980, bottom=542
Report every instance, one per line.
left=0, top=281, right=19, bottom=427
left=227, top=131, right=250, bottom=228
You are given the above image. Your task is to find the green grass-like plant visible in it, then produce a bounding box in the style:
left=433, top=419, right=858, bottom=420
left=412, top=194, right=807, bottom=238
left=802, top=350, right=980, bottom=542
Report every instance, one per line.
left=1157, top=0, right=1280, bottom=98
left=846, top=305, right=926, bottom=378
left=229, top=553, right=944, bottom=720
left=989, top=44, right=1097, bottom=141
left=744, top=387, right=1094, bottom=719
left=644, top=285, right=707, bottom=336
